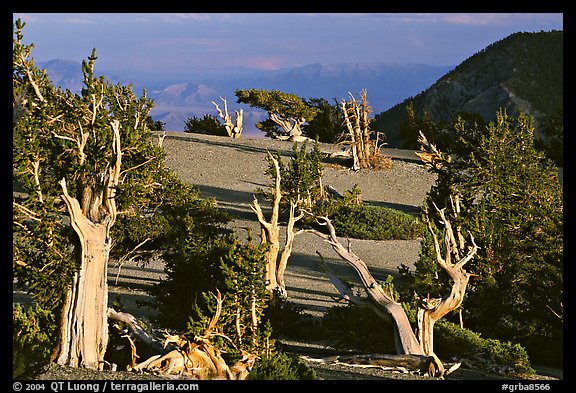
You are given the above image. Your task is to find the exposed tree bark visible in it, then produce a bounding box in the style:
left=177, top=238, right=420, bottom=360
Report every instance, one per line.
left=53, top=120, right=122, bottom=370
left=307, top=199, right=478, bottom=378
left=155, top=130, right=166, bottom=148
left=250, top=152, right=304, bottom=298
left=251, top=153, right=282, bottom=294
left=302, top=353, right=448, bottom=376
left=416, top=199, right=479, bottom=356
left=276, top=201, right=305, bottom=293
left=212, top=96, right=243, bottom=138
left=269, top=113, right=316, bottom=142
left=415, top=133, right=479, bottom=354
left=107, top=308, right=164, bottom=354
left=415, top=130, right=452, bottom=169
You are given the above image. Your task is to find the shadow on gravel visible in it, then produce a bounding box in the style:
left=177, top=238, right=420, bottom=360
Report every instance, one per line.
left=193, top=184, right=257, bottom=220
left=164, top=133, right=295, bottom=158
left=108, top=264, right=165, bottom=288
left=194, top=184, right=256, bottom=204
left=365, top=200, right=421, bottom=215
left=289, top=251, right=401, bottom=283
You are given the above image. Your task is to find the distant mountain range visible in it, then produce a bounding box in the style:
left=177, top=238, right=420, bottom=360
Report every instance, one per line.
left=37, top=60, right=453, bottom=136
left=373, top=30, right=563, bottom=147
left=38, top=30, right=562, bottom=144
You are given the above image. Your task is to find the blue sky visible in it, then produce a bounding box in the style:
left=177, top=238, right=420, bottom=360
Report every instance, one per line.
left=13, top=13, right=563, bottom=74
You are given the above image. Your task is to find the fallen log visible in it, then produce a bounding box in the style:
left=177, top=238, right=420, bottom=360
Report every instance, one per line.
left=303, top=353, right=441, bottom=376
left=302, top=353, right=462, bottom=377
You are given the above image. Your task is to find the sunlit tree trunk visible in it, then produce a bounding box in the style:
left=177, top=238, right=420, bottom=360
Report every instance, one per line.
left=54, top=121, right=121, bottom=370
left=309, top=202, right=478, bottom=378
left=251, top=153, right=303, bottom=298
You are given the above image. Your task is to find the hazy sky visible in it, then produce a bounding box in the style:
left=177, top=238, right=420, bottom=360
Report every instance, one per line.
left=13, top=13, right=563, bottom=74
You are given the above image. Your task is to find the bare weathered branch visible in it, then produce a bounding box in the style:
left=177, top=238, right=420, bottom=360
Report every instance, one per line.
left=315, top=251, right=368, bottom=305
left=339, top=89, right=389, bottom=170
left=212, top=96, right=243, bottom=138
left=128, top=291, right=257, bottom=379
left=416, top=130, right=452, bottom=169
left=302, top=353, right=443, bottom=377
left=108, top=308, right=164, bottom=353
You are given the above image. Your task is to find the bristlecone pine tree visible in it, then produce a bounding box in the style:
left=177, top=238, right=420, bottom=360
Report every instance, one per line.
left=13, top=19, right=219, bottom=371
left=235, top=89, right=318, bottom=141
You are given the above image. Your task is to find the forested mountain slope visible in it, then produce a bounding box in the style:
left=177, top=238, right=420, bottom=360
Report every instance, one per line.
left=373, top=30, right=563, bottom=148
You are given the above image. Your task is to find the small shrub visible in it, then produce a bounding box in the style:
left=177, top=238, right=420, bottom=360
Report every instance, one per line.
left=320, top=302, right=534, bottom=376
left=330, top=204, right=425, bottom=240
left=248, top=350, right=316, bottom=380
left=320, top=304, right=396, bottom=354
left=13, top=303, right=56, bottom=379
left=433, top=319, right=534, bottom=375
left=264, top=296, right=321, bottom=340
left=184, top=114, right=228, bottom=136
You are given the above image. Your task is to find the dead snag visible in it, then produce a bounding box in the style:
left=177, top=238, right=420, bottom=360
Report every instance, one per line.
left=212, top=96, right=243, bottom=138
left=129, top=291, right=257, bottom=379
left=309, top=213, right=469, bottom=377
left=107, top=308, right=165, bottom=354
left=308, top=217, right=425, bottom=357
left=339, top=89, right=391, bottom=170
left=415, top=132, right=479, bottom=354
left=303, top=353, right=443, bottom=376
left=251, top=152, right=304, bottom=298
left=307, top=200, right=478, bottom=378
left=415, top=130, right=452, bottom=169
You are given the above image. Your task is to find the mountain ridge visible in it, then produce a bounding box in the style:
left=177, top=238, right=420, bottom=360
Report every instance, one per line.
left=373, top=30, right=563, bottom=147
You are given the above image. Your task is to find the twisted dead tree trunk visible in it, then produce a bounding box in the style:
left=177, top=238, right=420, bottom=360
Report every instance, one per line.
left=417, top=198, right=478, bottom=356
left=308, top=206, right=477, bottom=378
left=251, top=152, right=304, bottom=298
left=269, top=113, right=313, bottom=142
left=53, top=120, right=122, bottom=370
left=414, top=131, right=477, bottom=353
left=212, top=96, right=243, bottom=138
left=309, top=217, right=426, bottom=356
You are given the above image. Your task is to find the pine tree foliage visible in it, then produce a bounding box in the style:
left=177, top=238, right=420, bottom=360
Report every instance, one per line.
left=183, top=114, right=228, bottom=136
left=183, top=240, right=269, bottom=351
left=302, top=97, right=344, bottom=143
left=260, top=140, right=324, bottom=211
left=235, top=89, right=318, bottom=139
